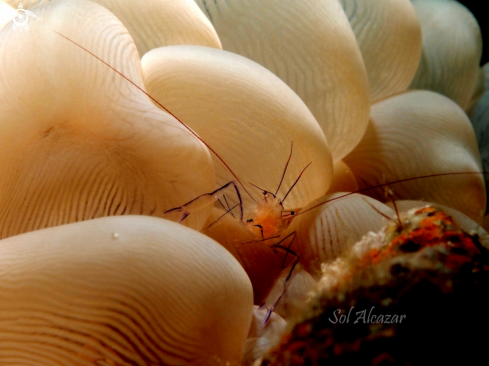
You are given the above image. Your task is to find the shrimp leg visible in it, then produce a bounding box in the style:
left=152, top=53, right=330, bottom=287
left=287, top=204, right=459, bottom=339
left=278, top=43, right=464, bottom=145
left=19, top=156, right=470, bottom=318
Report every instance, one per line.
left=259, top=232, right=299, bottom=323
left=163, top=181, right=244, bottom=223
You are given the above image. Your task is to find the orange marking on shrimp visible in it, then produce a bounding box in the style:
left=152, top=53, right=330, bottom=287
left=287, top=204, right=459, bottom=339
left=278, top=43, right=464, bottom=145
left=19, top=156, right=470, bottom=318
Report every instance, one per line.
left=247, top=194, right=287, bottom=239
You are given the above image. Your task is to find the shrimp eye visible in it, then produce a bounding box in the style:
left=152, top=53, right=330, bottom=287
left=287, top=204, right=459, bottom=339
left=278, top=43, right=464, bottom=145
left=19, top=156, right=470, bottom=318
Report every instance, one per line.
left=290, top=211, right=295, bottom=216
left=247, top=219, right=254, bottom=223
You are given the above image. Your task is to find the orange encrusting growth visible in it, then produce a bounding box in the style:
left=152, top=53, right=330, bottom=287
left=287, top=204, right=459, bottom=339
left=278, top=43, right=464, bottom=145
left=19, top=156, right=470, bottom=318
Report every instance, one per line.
left=359, top=206, right=482, bottom=270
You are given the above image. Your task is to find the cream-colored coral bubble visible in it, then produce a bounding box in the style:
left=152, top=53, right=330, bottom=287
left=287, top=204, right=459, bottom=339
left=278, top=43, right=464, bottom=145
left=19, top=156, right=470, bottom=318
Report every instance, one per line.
left=0, top=2, right=15, bottom=28
left=92, top=0, right=221, bottom=56
left=0, top=0, right=215, bottom=238
left=344, top=90, right=485, bottom=223
left=410, top=0, right=482, bottom=110
left=327, top=160, right=359, bottom=194
left=339, top=0, right=422, bottom=102
left=194, top=0, right=370, bottom=162
left=0, top=215, right=253, bottom=365
left=286, top=193, right=394, bottom=278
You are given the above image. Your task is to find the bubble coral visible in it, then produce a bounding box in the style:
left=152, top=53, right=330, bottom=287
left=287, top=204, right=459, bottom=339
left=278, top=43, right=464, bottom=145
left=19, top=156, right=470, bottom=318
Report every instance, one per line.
left=0, top=0, right=487, bottom=364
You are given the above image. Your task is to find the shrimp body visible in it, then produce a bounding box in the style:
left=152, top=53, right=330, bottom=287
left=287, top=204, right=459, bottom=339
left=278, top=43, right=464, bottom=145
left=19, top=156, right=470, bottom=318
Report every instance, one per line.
left=246, top=194, right=288, bottom=240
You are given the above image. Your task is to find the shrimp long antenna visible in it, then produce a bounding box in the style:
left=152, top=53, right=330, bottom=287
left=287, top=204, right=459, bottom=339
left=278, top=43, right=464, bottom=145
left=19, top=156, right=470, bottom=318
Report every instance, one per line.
left=275, top=141, right=293, bottom=196
left=249, top=182, right=267, bottom=192
left=282, top=162, right=312, bottom=203
left=385, top=185, right=403, bottom=227
left=296, top=171, right=489, bottom=217
left=361, top=198, right=396, bottom=223
left=54, top=31, right=256, bottom=202
left=249, top=182, right=276, bottom=197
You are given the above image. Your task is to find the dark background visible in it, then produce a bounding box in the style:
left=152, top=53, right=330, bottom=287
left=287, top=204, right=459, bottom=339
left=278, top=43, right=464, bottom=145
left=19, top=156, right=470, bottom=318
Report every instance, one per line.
left=457, top=1, right=487, bottom=65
